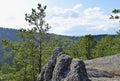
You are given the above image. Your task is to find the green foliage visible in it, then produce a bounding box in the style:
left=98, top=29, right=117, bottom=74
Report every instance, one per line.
left=1, top=63, right=10, bottom=74
left=25, top=3, right=51, bottom=74
left=0, top=28, right=19, bottom=67
left=2, top=36, right=38, bottom=81
left=112, top=36, right=120, bottom=54
left=95, top=35, right=114, bottom=57
left=65, top=42, right=79, bottom=58
left=1, top=3, right=51, bottom=81
left=1, top=34, right=120, bottom=81
left=110, top=9, right=120, bottom=22
left=65, top=34, right=120, bottom=60
left=65, top=34, right=97, bottom=60
left=77, top=34, right=97, bottom=60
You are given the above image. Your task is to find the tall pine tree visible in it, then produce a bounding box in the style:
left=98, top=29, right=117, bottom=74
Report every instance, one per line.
left=25, top=3, right=51, bottom=73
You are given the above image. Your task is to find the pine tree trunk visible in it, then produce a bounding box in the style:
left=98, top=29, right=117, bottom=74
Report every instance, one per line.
left=38, top=39, right=42, bottom=73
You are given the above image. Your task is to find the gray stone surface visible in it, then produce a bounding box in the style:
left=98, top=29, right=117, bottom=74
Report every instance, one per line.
left=85, top=54, right=120, bottom=81
left=86, top=66, right=113, bottom=78
left=37, top=47, right=90, bottom=81
left=85, top=54, right=120, bottom=73
left=85, top=54, right=120, bottom=78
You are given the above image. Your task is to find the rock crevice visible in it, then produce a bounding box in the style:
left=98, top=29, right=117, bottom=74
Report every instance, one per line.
left=37, top=47, right=90, bottom=81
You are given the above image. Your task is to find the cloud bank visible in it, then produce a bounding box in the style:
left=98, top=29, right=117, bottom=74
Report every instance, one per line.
left=0, top=1, right=119, bottom=36
left=47, top=4, right=119, bottom=36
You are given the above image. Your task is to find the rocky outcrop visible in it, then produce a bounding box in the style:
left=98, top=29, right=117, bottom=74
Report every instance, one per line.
left=37, top=47, right=90, bottom=81
left=85, top=54, right=120, bottom=78
left=85, top=54, right=120, bottom=81
left=86, top=66, right=113, bottom=78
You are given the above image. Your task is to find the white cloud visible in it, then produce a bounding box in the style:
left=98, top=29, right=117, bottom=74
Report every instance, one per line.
left=0, top=1, right=119, bottom=36
left=0, top=0, right=38, bottom=29
left=83, top=7, right=119, bottom=31
left=47, top=4, right=82, bottom=18
left=83, top=7, right=104, bottom=19
left=47, top=4, right=119, bottom=35
left=73, top=4, right=83, bottom=10
left=0, top=0, right=31, bottom=29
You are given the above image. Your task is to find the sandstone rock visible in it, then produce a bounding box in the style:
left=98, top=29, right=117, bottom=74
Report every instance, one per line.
left=37, top=47, right=90, bottom=81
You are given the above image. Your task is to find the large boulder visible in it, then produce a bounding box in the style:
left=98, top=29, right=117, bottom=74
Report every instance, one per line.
left=37, top=47, right=90, bottom=81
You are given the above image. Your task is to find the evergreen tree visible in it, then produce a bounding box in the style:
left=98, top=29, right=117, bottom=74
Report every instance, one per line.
left=110, top=9, right=120, bottom=22
left=77, top=34, right=97, bottom=60
left=25, top=3, right=51, bottom=73
left=112, top=36, right=120, bottom=54
left=95, top=35, right=114, bottom=57
left=65, top=42, right=79, bottom=58
left=1, top=63, right=10, bottom=74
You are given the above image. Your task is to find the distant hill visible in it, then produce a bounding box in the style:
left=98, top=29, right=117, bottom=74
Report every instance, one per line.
left=0, top=27, right=116, bottom=42
left=0, top=27, right=19, bottom=41
left=0, top=28, right=19, bottom=66
left=0, top=27, right=116, bottom=67
left=93, top=34, right=116, bottom=41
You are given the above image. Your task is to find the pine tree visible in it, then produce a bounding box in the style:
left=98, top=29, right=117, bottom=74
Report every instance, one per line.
left=95, top=35, right=114, bottom=57
left=77, top=34, right=97, bottom=60
left=25, top=3, right=51, bottom=73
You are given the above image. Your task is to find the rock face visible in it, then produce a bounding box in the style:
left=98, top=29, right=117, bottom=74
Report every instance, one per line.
left=37, top=47, right=90, bottom=81
left=85, top=54, right=120, bottom=81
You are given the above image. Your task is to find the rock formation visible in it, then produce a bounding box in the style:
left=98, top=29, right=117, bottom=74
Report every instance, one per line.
left=85, top=54, right=120, bottom=81
left=37, top=47, right=91, bottom=81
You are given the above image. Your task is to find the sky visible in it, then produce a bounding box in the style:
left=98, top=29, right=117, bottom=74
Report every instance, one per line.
left=0, top=0, right=120, bottom=36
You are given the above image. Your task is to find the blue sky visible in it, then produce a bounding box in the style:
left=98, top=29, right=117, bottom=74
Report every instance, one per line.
left=0, top=0, right=120, bottom=36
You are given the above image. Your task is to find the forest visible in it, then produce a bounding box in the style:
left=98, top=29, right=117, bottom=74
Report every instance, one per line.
left=0, top=4, right=120, bottom=81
